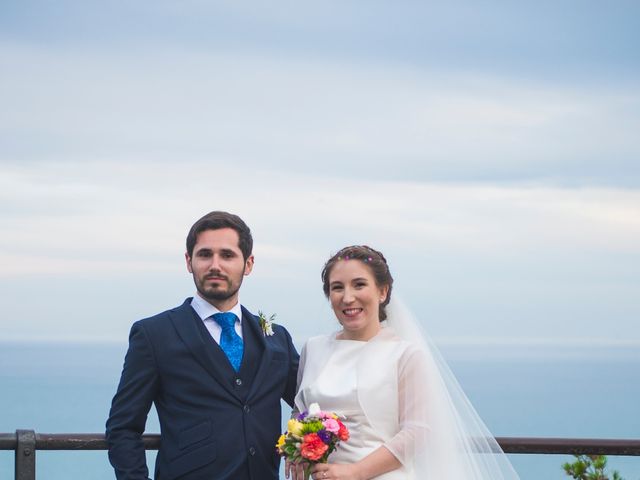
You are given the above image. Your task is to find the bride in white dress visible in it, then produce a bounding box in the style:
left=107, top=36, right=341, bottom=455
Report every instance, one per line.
left=288, top=245, right=520, bottom=480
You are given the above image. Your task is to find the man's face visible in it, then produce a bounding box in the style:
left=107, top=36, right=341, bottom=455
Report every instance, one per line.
left=186, top=228, right=254, bottom=310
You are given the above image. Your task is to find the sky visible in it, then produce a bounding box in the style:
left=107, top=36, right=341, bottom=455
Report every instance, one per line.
left=1, top=1, right=639, bottom=348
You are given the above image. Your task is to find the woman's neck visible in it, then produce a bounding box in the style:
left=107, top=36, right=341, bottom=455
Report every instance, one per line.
left=337, top=322, right=381, bottom=341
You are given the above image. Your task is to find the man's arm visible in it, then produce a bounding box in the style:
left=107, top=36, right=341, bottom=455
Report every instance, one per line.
left=106, top=322, right=159, bottom=480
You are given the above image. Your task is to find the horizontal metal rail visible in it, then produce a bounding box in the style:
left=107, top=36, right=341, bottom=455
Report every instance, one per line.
left=0, top=432, right=159, bottom=450
left=2, top=431, right=640, bottom=480
left=498, top=437, right=640, bottom=456
left=2, top=432, right=640, bottom=455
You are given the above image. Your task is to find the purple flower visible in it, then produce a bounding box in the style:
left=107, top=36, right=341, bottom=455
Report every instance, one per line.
left=316, top=429, right=332, bottom=444
left=297, top=411, right=308, bottom=421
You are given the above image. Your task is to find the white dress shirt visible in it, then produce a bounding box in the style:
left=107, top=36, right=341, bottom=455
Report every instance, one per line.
left=190, top=293, right=244, bottom=344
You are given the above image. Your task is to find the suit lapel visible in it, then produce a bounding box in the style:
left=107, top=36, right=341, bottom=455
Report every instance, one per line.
left=242, top=307, right=274, bottom=400
left=169, top=299, right=242, bottom=402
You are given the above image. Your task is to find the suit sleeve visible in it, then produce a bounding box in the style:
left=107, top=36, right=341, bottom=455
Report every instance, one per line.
left=281, top=326, right=300, bottom=408
left=106, top=321, right=159, bottom=480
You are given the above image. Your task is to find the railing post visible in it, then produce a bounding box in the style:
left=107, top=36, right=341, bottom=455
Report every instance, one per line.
left=15, top=430, right=36, bottom=480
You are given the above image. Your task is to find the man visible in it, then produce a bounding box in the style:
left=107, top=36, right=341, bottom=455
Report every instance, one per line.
left=106, top=211, right=299, bottom=480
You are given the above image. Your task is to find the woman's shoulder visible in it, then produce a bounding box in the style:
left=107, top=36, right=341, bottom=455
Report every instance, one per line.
left=376, top=326, right=427, bottom=359
left=303, top=332, right=337, bottom=350
left=377, top=325, right=412, bottom=345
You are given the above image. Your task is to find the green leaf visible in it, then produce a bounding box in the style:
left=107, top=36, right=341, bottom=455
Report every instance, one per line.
left=562, top=454, right=626, bottom=480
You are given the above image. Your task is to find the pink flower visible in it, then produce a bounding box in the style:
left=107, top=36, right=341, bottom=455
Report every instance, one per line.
left=322, top=418, right=340, bottom=434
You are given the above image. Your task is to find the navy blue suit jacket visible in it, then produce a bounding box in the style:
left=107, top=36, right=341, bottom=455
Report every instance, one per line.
left=106, top=299, right=299, bottom=480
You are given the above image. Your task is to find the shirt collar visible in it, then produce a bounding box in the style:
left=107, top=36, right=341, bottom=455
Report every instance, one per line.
left=191, top=293, right=243, bottom=323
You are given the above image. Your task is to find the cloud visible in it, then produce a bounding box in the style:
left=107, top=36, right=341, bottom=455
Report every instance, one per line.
left=4, top=159, right=637, bottom=340
left=1, top=44, right=639, bottom=186
left=0, top=253, right=176, bottom=276
left=2, top=161, right=639, bottom=266
left=3, top=1, right=638, bottom=82
left=1, top=2, right=638, bottom=344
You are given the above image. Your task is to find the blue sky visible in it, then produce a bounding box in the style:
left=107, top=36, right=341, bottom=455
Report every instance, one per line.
left=1, top=1, right=639, bottom=347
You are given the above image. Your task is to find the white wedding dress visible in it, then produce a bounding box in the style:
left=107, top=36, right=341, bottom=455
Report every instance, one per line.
left=294, top=303, right=521, bottom=480
left=295, top=328, right=418, bottom=479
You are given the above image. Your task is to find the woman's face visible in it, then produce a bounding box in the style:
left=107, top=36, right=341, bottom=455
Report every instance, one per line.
left=328, top=259, right=389, bottom=341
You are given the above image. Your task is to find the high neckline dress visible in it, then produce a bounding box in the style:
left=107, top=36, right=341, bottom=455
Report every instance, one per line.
left=297, top=335, right=412, bottom=480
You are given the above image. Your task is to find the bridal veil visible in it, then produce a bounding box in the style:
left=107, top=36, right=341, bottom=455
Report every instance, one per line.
left=384, top=297, right=520, bottom=479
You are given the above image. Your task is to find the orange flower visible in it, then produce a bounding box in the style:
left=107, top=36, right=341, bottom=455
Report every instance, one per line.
left=300, top=433, right=328, bottom=461
left=337, top=421, right=349, bottom=441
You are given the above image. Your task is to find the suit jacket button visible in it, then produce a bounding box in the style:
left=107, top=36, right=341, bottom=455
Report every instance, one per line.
left=235, top=378, right=242, bottom=386
left=249, top=447, right=256, bottom=456
left=243, top=405, right=250, bottom=413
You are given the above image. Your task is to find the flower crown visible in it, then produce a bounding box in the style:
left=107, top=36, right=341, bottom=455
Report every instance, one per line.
left=335, top=245, right=387, bottom=264
left=337, top=254, right=373, bottom=263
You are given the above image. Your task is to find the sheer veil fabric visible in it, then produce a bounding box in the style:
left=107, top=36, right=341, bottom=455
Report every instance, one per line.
left=385, top=297, right=520, bottom=479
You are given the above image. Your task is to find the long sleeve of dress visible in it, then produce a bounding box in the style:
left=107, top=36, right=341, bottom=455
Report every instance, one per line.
left=382, top=344, right=430, bottom=467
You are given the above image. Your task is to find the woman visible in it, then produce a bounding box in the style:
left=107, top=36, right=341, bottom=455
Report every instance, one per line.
left=288, top=245, right=520, bottom=480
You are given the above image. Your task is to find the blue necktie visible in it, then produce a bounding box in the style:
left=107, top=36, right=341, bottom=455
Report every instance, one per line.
left=212, top=312, right=243, bottom=372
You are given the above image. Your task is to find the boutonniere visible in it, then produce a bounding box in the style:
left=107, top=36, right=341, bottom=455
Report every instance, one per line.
left=258, top=311, right=275, bottom=337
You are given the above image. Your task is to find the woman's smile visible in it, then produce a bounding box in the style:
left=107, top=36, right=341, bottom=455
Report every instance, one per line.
left=342, top=307, right=364, bottom=317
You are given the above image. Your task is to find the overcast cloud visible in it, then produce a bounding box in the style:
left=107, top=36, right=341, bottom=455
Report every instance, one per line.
left=1, top=1, right=638, bottom=347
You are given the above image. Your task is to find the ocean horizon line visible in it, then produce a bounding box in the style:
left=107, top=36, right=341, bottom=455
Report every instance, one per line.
left=2, top=336, right=639, bottom=349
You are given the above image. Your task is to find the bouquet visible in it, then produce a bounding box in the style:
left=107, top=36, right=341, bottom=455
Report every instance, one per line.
left=277, top=403, right=349, bottom=467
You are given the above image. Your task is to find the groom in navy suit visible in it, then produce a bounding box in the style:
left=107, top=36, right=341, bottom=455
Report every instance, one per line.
left=106, top=211, right=299, bottom=480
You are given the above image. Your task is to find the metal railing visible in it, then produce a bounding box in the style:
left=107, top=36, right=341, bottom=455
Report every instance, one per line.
left=2, top=430, right=640, bottom=479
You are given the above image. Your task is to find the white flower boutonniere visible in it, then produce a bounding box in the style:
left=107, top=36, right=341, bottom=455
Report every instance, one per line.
left=258, top=311, right=275, bottom=337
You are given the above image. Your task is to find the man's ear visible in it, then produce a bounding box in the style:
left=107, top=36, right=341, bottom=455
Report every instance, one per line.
left=185, top=252, right=193, bottom=273
left=244, top=255, right=254, bottom=276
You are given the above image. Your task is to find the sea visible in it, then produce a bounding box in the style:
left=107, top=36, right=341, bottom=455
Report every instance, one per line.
left=1, top=341, right=638, bottom=480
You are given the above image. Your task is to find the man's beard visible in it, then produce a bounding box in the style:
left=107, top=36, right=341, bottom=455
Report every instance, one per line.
left=196, top=276, right=242, bottom=302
